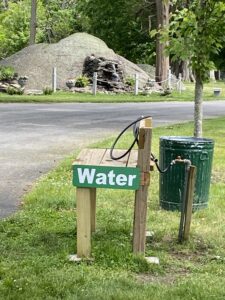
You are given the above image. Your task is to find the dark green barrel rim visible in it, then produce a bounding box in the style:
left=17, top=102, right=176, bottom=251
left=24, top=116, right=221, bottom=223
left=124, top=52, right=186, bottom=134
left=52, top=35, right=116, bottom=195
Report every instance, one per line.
left=160, top=136, right=214, bottom=144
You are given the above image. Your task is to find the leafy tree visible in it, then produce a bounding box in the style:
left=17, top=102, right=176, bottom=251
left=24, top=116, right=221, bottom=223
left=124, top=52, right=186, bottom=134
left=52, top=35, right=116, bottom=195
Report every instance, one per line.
left=39, top=0, right=87, bottom=43
left=0, top=0, right=87, bottom=58
left=76, top=0, right=156, bottom=64
left=166, top=0, right=225, bottom=137
left=0, top=0, right=31, bottom=58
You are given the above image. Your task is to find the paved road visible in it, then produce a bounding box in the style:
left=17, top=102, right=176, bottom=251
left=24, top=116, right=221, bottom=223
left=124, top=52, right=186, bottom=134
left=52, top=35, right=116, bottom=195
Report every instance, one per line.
left=1, top=101, right=225, bottom=218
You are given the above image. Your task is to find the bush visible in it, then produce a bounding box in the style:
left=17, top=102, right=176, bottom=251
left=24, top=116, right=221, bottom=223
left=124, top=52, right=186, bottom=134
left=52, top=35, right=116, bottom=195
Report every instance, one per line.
left=75, top=75, right=90, bottom=87
left=43, top=87, right=53, bottom=95
left=125, top=76, right=135, bottom=87
left=0, top=66, right=15, bottom=81
left=6, top=86, right=24, bottom=95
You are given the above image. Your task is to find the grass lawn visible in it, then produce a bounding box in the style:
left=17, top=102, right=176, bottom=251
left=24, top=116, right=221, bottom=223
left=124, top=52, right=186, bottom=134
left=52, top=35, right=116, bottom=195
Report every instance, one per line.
left=0, top=81, right=225, bottom=103
left=0, top=117, right=225, bottom=299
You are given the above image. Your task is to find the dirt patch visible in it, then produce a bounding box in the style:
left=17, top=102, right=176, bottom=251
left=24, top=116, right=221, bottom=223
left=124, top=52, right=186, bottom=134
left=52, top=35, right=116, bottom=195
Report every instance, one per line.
left=136, top=267, right=190, bottom=285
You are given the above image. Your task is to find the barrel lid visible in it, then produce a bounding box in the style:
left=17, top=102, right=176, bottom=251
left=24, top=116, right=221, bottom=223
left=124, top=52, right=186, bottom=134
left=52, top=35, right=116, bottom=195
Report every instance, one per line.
left=160, top=136, right=214, bottom=144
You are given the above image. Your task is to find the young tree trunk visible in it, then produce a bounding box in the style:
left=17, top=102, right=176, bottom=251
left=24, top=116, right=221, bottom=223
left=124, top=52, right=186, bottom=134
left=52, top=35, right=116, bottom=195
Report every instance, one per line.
left=194, top=73, right=203, bottom=137
left=155, top=0, right=170, bottom=86
left=29, top=0, right=37, bottom=45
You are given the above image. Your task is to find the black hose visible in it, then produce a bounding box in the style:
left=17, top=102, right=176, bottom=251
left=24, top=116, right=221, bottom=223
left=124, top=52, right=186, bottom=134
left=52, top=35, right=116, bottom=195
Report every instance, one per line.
left=150, top=153, right=174, bottom=174
left=110, top=116, right=174, bottom=174
left=110, top=116, right=151, bottom=160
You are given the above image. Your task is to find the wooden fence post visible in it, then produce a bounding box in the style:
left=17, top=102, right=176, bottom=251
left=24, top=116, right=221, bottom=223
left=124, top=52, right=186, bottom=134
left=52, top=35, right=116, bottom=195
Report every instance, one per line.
left=132, top=118, right=152, bottom=254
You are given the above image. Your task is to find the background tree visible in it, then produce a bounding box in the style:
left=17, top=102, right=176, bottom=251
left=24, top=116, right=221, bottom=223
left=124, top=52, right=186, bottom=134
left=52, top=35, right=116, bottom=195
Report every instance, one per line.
left=0, top=0, right=87, bottom=58
left=29, top=0, right=37, bottom=45
left=166, top=0, right=225, bottom=137
left=155, top=0, right=170, bottom=85
left=76, top=0, right=157, bottom=64
left=40, top=0, right=87, bottom=43
left=0, top=0, right=32, bottom=58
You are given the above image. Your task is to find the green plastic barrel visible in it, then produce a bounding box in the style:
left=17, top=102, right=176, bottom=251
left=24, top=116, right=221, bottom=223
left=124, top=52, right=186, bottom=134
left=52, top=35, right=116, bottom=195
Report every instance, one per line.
left=159, top=136, right=214, bottom=211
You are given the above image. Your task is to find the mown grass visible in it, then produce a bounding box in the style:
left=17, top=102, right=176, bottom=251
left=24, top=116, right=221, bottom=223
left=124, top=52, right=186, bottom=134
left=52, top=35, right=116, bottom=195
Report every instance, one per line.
left=0, top=118, right=225, bottom=299
left=0, top=81, right=225, bottom=103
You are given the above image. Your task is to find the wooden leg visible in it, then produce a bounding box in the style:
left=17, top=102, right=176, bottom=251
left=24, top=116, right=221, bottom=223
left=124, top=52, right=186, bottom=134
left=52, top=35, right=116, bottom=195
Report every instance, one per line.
left=76, top=187, right=92, bottom=258
left=90, top=188, right=96, bottom=233
left=133, top=185, right=148, bottom=254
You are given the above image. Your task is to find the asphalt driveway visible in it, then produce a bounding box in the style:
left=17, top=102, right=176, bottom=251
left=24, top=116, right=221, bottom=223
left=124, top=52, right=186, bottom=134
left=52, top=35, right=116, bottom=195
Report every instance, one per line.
left=1, top=101, right=225, bottom=218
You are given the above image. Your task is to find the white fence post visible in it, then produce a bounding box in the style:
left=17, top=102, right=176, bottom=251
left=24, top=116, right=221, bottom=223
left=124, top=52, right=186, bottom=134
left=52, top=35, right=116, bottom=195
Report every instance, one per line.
left=178, top=73, right=182, bottom=94
left=52, top=67, right=57, bottom=92
left=92, top=72, right=97, bottom=96
left=134, top=73, right=139, bottom=95
left=168, top=67, right=171, bottom=90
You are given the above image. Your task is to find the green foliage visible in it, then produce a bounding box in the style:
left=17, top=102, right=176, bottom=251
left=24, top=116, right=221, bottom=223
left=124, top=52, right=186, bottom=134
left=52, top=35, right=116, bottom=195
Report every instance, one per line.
left=0, top=1, right=31, bottom=58
left=0, top=66, right=15, bottom=80
left=124, top=76, right=135, bottom=87
left=0, top=0, right=87, bottom=58
left=43, top=87, right=53, bottom=95
left=76, top=0, right=156, bottom=64
left=75, top=75, right=90, bottom=87
left=0, top=0, right=156, bottom=64
left=166, top=1, right=225, bottom=82
left=6, top=87, right=24, bottom=95
left=38, top=0, right=88, bottom=43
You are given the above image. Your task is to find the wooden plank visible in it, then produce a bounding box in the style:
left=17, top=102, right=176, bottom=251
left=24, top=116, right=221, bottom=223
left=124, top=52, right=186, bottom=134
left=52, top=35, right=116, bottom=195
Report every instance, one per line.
left=100, top=149, right=129, bottom=167
left=132, top=118, right=152, bottom=254
left=127, top=150, right=138, bottom=167
left=183, top=166, right=196, bottom=240
left=76, top=187, right=92, bottom=258
left=127, top=149, right=154, bottom=170
left=74, top=148, right=106, bottom=165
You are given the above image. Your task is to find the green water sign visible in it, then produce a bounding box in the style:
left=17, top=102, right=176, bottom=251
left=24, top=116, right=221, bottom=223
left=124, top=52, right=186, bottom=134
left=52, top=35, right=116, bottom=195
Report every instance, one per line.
left=73, top=165, right=140, bottom=190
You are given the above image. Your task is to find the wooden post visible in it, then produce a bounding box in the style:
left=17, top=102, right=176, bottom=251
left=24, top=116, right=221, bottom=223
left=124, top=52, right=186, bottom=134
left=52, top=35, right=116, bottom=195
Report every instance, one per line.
left=178, top=165, right=196, bottom=242
left=133, top=118, right=152, bottom=254
left=76, top=187, right=92, bottom=258
left=90, top=188, right=96, bottom=233
left=183, top=166, right=196, bottom=240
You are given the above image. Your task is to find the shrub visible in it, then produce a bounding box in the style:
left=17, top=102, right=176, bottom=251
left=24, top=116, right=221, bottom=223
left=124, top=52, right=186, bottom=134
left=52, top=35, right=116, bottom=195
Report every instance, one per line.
left=75, top=75, right=90, bottom=87
left=0, top=66, right=15, bottom=81
left=43, top=87, right=53, bottom=95
left=6, top=86, right=24, bottom=95
left=125, top=76, right=135, bottom=87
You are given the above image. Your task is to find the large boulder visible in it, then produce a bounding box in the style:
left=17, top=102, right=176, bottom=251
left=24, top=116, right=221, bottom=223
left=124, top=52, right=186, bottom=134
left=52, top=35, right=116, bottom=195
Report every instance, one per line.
left=0, top=32, right=149, bottom=90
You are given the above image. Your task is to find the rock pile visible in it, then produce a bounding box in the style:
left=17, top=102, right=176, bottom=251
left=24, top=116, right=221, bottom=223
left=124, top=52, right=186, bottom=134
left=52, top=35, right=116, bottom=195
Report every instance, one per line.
left=83, top=55, right=128, bottom=92
left=0, top=33, right=150, bottom=91
left=0, top=76, right=27, bottom=94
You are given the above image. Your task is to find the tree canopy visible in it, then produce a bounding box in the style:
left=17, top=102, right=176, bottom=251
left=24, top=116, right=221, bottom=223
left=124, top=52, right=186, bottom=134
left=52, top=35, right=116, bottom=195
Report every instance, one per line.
left=166, top=0, right=225, bottom=136
left=0, top=0, right=157, bottom=64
